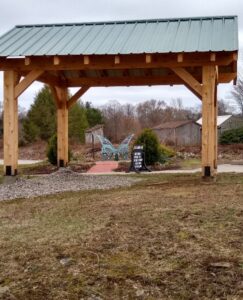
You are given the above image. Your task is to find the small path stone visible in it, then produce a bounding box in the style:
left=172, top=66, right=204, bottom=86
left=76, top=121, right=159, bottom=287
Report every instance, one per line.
left=0, top=286, right=16, bottom=299
left=59, top=257, right=73, bottom=266
left=87, top=161, right=119, bottom=173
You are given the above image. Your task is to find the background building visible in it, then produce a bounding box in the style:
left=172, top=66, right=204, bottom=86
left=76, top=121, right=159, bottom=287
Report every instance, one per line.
left=152, top=120, right=201, bottom=146
left=196, top=115, right=243, bottom=138
left=85, top=124, right=104, bottom=145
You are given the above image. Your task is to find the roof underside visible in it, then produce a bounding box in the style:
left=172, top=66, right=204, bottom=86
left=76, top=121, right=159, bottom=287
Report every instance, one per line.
left=0, top=16, right=238, bottom=57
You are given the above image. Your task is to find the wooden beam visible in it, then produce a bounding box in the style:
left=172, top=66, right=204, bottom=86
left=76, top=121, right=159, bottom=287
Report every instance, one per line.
left=18, top=70, right=67, bottom=87
left=201, top=65, right=217, bottom=177
left=3, top=71, right=20, bottom=175
left=67, top=86, right=90, bottom=109
left=66, top=74, right=188, bottom=87
left=0, top=52, right=237, bottom=72
left=15, top=70, right=43, bottom=98
left=56, top=87, right=69, bottom=167
left=40, top=71, right=66, bottom=86
left=171, top=67, right=202, bottom=99
left=218, top=72, right=237, bottom=83
left=65, top=72, right=234, bottom=87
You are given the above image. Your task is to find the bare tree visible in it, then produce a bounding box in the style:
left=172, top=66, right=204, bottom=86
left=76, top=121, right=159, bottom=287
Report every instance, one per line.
left=218, top=99, right=233, bottom=115
left=137, top=99, right=167, bottom=128
left=121, top=103, right=140, bottom=139
left=102, top=101, right=141, bottom=142
left=101, top=98, right=205, bottom=142
left=230, top=76, right=243, bottom=115
left=170, top=98, right=188, bottom=120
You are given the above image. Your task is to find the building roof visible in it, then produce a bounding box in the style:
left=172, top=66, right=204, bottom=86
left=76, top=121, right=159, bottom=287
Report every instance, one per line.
left=85, top=124, right=104, bottom=133
left=0, top=15, right=238, bottom=57
left=196, top=115, right=232, bottom=127
left=152, top=120, right=197, bottom=130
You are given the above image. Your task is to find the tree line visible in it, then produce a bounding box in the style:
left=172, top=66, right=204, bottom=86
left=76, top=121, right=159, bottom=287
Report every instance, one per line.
left=0, top=77, right=242, bottom=144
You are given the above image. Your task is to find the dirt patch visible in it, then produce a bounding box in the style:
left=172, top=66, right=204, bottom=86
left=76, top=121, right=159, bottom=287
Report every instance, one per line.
left=0, top=173, right=242, bottom=299
left=176, top=144, right=243, bottom=161
left=0, top=140, right=47, bottom=160
left=19, top=162, right=94, bottom=175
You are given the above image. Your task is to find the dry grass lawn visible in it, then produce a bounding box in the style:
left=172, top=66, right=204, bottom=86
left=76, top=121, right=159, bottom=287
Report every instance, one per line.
left=0, top=173, right=243, bottom=299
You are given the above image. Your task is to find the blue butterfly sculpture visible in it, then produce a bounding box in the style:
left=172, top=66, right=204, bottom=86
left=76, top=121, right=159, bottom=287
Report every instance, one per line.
left=94, top=134, right=134, bottom=160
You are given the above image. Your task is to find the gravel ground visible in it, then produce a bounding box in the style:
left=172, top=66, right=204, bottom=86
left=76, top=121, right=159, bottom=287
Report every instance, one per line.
left=0, top=168, right=139, bottom=201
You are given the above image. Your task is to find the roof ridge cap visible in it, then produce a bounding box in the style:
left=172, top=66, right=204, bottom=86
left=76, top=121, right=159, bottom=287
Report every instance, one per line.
left=15, top=15, right=238, bottom=28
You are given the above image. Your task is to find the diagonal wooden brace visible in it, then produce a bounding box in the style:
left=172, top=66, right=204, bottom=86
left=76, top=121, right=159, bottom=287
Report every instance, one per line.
left=14, top=70, right=43, bottom=98
left=67, top=86, right=90, bottom=109
left=171, top=67, right=202, bottom=99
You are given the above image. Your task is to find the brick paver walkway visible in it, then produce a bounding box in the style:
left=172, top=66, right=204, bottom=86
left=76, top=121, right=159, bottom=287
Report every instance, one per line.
left=87, top=161, right=119, bottom=173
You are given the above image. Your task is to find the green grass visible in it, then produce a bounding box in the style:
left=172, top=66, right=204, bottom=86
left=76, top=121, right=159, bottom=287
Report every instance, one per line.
left=179, top=158, right=201, bottom=169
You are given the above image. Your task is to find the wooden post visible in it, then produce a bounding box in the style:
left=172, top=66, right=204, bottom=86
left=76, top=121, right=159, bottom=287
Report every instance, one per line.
left=56, top=87, right=69, bottom=168
left=201, top=66, right=217, bottom=177
left=214, top=79, right=218, bottom=170
left=3, top=71, right=19, bottom=175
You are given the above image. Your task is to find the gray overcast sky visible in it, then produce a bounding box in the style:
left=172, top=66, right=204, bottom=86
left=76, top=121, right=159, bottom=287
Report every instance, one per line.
left=0, top=0, right=242, bottom=110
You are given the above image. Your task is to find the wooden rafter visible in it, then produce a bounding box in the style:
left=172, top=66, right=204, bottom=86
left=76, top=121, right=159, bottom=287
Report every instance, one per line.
left=79, top=70, right=86, bottom=77
left=99, top=70, right=108, bottom=77
left=122, top=69, right=129, bottom=76
left=58, top=71, right=67, bottom=82
left=37, top=71, right=66, bottom=86
left=67, top=86, right=90, bottom=109
left=15, top=70, right=43, bottom=98
left=171, top=67, right=202, bottom=99
left=144, top=68, right=152, bottom=77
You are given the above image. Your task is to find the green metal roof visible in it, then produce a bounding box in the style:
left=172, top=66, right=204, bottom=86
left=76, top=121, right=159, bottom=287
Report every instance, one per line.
left=0, top=16, right=238, bottom=57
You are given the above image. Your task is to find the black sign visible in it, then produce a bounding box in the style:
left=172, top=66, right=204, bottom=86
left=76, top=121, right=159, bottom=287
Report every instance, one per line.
left=129, top=145, right=151, bottom=173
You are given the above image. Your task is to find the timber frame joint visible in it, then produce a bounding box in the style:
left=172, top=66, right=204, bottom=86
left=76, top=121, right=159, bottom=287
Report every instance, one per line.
left=170, top=67, right=202, bottom=99
left=67, top=86, right=90, bottom=109
left=15, top=70, right=43, bottom=98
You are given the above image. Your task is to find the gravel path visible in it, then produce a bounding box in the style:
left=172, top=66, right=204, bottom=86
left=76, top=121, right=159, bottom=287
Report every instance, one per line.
left=0, top=168, right=139, bottom=201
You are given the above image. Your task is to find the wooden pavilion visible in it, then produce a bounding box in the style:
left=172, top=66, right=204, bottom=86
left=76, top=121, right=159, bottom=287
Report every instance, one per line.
left=0, top=16, right=238, bottom=176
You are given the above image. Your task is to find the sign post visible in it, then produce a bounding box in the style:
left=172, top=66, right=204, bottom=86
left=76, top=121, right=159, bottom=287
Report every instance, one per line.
left=129, top=145, right=151, bottom=173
